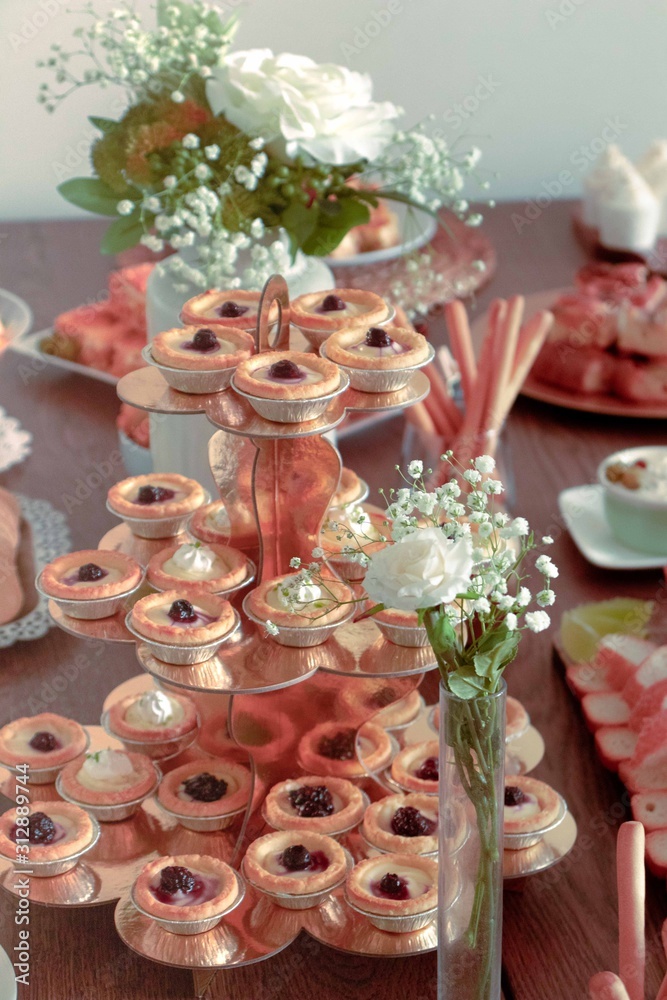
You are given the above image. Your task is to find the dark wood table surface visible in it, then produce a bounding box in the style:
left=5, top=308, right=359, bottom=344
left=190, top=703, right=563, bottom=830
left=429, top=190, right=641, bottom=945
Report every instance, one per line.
left=1, top=201, right=666, bottom=1000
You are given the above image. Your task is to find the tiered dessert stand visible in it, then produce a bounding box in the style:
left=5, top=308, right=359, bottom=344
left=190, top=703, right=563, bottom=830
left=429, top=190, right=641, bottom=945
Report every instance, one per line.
left=0, top=276, right=576, bottom=998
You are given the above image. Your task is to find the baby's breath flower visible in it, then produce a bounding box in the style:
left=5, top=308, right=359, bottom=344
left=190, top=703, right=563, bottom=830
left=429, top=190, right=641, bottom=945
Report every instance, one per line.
left=525, top=610, right=550, bottom=633
left=311, top=547, right=324, bottom=559
left=542, top=535, right=554, bottom=545
left=463, top=469, right=482, bottom=485
left=535, top=554, right=559, bottom=578
left=474, top=455, right=495, bottom=474
left=204, top=144, right=221, bottom=161
left=265, top=620, right=279, bottom=636
left=117, top=199, right=134, bottom=216
left=182, top=133, right=200, bottom=150
left=289, top=557, right=301, bottom=568
left=171, top=90, right=185, bottom=103
left=536, top=589, right=556, bottom=607
left=516, top=587, right=531, bottom=607
left=506, top=612, right=518, bottom=631
left=408, top=460, right=423, bottom=478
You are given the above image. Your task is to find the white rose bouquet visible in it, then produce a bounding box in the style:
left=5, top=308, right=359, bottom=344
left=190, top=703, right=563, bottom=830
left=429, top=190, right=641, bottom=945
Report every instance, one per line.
left=278, top=453, right=557, bottom=1000
left=38, top=1, right=487, bottom=295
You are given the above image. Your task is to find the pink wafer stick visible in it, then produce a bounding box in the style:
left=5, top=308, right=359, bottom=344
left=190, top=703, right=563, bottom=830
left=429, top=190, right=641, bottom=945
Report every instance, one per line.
left=655, top=919, right=667, bottom=1000
left=589, top=971, right=631, bottom=1000
left=483, top=294, right=524, bottom=436
left=507, top=310, right=554, bottom=401
left=617, top=821, right=646, bottom=1000
left=406, top=401, right=437, bottom=436
left=424, top=364, right=462, bottom=436
left=454, top=299, right=506, bottom=467
left=444, top=300, right=477, bottom=406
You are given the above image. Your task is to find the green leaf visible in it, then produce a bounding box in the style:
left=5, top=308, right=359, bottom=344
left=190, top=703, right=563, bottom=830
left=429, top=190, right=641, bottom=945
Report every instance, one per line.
left=472, top=652, right=494, bottom=678
left=358, top=603, right=384, bottom=620
left=99, top=211, right=144, bottom=254
left=447, top=671, right=484, bottom=700
left=302, top=198, right=370, bottom=256
left=88, top=116, right=117, bottom=134
left=280, top=202, right=319, bottom=257
left=58, top=177, right=123, bottom=217
left=428, top=613, right=458, bottom=655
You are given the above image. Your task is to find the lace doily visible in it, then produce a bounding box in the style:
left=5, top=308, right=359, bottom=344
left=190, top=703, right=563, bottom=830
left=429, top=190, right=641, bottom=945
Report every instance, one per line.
left=0, top=408, right=31, bottom=473
left=0, top=495, right=70, bottom=648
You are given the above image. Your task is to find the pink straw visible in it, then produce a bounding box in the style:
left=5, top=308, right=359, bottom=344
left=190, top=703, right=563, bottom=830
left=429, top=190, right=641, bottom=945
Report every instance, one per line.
left=617, top=821, right=645, bottom=1000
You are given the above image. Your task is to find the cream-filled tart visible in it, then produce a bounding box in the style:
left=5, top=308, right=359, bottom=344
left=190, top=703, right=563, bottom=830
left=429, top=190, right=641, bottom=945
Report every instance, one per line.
left=346, top=853, right=438, bottom=916
left=151, top=325, right=255, bottom=371
left=234, top=351, right=340, bottom=400
left=108, top=474, right=206, bottom=520
left=319, top=505, right=390, bottom=561
left=147, top=541, right=247, bottom=595
left=298, top=722, right=392, bottom=778
left=0, top=713, right=88, bottom=770
left=325, top=324, right=430, bottom=370
left=133, top=854, right=239, bottom=922
left=337, top=680, right=422, bottom=728
left=263, top=775, right=366, bottom=834
left=291, top=290, right=389, bottom=332
left=130, top=591, right=235, bottom=645
left=181, top=289, right=274, bottom=329
left=244, top=573, right=353, bottom=629
left=40, top=550, right=142, bottom=600
left=243, top=830, right=347, bottom=896
left=506, top=696, right=530, bottom=741
left=188, top=501, right=231, bottom=544
left=58, top=749, right=157, bottom=807
left=391, top=741, right=439, bottom=795
left=503, top=775, right=561, bottom=835
left=331, top=467, right=364, bottom=508
left=106, top=690, right=198, bottom=743
left=0, top=801, right=95, bottom=862
left=158, top=758, right=251, bottom=818
left=362, top=793, right=438, bottom=855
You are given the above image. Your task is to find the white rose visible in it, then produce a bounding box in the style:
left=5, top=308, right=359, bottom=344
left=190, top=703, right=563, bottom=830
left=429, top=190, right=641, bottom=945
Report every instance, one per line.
left=364, top=528, right=474, bottom=612
left=207, top=49, right=399, bottom=165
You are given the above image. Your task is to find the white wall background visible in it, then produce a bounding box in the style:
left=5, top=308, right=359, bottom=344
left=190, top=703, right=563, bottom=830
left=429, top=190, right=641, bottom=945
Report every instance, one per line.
left=2, top=0, right=667, bottom=221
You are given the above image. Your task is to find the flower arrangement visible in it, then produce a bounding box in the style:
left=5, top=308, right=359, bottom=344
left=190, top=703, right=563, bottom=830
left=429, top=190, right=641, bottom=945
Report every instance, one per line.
left=38, top=0, right=486, bottom=299
left=273, top=452, right=556, bottom=1000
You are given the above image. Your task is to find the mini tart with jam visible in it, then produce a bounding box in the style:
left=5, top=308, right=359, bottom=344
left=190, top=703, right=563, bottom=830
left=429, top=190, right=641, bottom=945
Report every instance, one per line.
left=130, top=591, right=235, bottom=646
left=188, top=501, right=231, bottom=544
left=243, top=830, right=347, bottom=895
left=181, top=289, right=275, bottom=328
left=40, top=550, right=142, bottom=600
left=298, top=721, right=393, bottom=779
left=362, top=793, right=438, bottom=855
left=506, top=696, right=530, bottom=740
left=0, top=801, right=95, bottom=862
left=151, top=325, right=255, bottom=371
left=133, top=854, right=239, bottom=922
left=107, top=690, right=198, bottom=743
left=245, top=573, right=353, bottom=629
left=158, top=758, right=251, bottom=817
left=146, top=541, right=247, bottom=595
left=325, top=324, right=430, bottom=370
left=0, top=713, right=88, bottom=770
left=337, top=680, right=422, bottom=728
left=503, top=775, right=561, bottom=835
left=234, top=351, right=340, bottom=401
left=291, top=289, right=389, bottom=332
left=346, top=852, right=438, bottom=917
left=390, top=741, right=439, bottom=795
left=58, top=749, right=157, bottom=807
left=108, top=474, right=206, bottom=520
left=331, top=467, right=363, bottom=508
left=263, top=775, right=366, bottom=834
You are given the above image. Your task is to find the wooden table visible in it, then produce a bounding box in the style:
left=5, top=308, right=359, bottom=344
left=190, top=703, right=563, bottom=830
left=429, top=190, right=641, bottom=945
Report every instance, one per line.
left=1, top=202, right=666, bottom=1000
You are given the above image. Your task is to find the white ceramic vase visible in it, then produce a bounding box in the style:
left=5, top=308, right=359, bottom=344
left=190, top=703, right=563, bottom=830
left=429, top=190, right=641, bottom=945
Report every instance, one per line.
left=145, top=241, right=334, bottom=491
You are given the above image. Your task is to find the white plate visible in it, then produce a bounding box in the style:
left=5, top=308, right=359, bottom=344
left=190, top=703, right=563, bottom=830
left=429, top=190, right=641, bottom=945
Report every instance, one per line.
left=558, top=484, right=667, bottom=570
left=8, top=328, right=119, bottom=385
left=323, top=203, right=437, bottom=268
left=0, top=944, right=17, bottom=1000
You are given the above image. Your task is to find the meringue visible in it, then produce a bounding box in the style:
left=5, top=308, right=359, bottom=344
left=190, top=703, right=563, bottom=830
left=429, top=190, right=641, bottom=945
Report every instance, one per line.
left=167, top=542, right=217, bottom=579
left=132, top=691, right=175, bottom=727
left=637, top=139, right=667, bottom=236
left=80, top=749, right=135, bottom=788
left=597, top=162, right=659, bottom=251
left=581, top=145, right=630, bottom=227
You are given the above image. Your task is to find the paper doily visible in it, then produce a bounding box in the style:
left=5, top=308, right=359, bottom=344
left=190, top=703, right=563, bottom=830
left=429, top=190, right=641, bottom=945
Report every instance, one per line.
left=0, top=408, right=31, bottom=473
left=0, top=495, right=70, bottom=648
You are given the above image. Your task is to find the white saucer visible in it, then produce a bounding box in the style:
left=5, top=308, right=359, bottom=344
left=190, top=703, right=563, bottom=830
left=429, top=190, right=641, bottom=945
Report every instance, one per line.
left=0, top=944, right=17, bottom=1000
left=558, top=485, right=667, bottom=570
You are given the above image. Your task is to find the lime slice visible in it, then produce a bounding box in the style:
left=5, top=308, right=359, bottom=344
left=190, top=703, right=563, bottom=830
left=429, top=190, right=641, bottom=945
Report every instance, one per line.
left=560, top=598, right=655, bottom=663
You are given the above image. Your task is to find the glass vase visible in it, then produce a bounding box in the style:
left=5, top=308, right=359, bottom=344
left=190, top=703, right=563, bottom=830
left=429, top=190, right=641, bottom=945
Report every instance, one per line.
left=438, top=680, right=506, bottom=1000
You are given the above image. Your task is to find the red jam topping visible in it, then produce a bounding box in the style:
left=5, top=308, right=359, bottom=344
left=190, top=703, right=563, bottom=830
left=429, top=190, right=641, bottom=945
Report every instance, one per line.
left=318, top=729, right=356, bottom=761
left=187, top=328, right=219, bottom=353
left=365, top=327, right=392, bottom=348
left=505, top=785, right=527, bottom=807
left=218, top=301, right=248, bottom=318
left=375, top=872, right=409, bottom=899
left=268, top=359, right=303, bottom=381
left=391, top=806, right=436, bottom=837
left=183, top=772, right=228, bottom=802
left=280, top=845, right=330, bottom=873
left=288, top=785, right=334, bottom=818
left=316, top=294, right=347, bottom=313
left=168, top=599, right=198, bottom=623
left=415, top=757, right=439, bottom=782
left=135, top=485, right=175, bottom=505
left=27, top=812, right=56, bottom=845
left=154, top=865, right=203, bottom=902
left=29, top=731, right=61, bottom=753
left=78, top=563, right=106, bottom=582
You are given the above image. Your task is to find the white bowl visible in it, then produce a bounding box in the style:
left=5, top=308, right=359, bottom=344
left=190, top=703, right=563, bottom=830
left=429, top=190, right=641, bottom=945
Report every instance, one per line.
left=598, top=445, right=667, bottom=556
left=0, top=288, right=32, bottom=341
